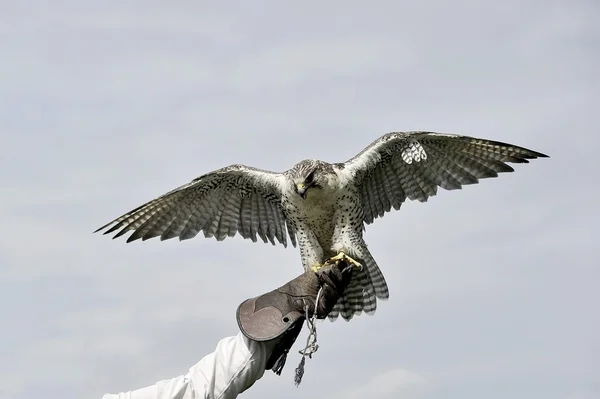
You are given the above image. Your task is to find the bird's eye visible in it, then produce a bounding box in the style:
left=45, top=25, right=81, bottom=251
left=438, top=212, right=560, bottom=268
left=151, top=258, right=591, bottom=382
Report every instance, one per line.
left=305, top=171, right=315, bottom=183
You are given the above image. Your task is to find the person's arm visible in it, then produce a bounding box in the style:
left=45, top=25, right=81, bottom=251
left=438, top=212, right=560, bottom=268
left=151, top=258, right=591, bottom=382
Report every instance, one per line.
left=102, top=333, right=275, bottom=399
left=101, top=262, right=353, bottom=399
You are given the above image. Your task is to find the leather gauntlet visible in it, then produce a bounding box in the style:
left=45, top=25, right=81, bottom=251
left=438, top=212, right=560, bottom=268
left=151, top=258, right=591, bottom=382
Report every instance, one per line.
left=236, top=262, right=353, bottom=373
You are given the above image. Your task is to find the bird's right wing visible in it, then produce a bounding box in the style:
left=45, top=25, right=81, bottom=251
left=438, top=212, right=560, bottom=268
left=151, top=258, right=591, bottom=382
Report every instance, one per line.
left=95, top=164, right=297, bottom=247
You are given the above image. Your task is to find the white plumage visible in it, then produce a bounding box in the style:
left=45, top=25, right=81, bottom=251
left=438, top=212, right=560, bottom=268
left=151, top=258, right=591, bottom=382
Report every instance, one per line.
left=96, top=131, right=548, bottom=321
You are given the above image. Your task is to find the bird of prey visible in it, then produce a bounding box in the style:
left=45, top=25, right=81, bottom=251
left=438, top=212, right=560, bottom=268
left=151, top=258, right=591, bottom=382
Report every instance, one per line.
left=95, top=131, right=548, bottom=321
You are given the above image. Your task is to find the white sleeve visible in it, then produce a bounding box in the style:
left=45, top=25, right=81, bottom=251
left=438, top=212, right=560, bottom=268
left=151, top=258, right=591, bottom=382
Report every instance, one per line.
left=102, top=332, right=275, bottom=399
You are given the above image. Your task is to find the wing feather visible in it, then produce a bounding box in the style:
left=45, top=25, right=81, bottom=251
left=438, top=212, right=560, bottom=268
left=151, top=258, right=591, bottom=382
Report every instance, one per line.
left=360, top=175, right=376, bottom=223
left=160, top=204, right=192, bottom=240
left=265, top=201, right=279, bottom=245
left=204, top=191, right=224, bottom=239
left=250, top=190, right=261, bottom=242
left=381, top=160, right=405, bottom=210
left=255, top=193, right=274, bottom=245
left=342, top=132, right=548, bottom=224
left=238, top=196, right=254, bottom=241
left=373, top=165, right=391, bottom=218
left=376, top=164, right=394, bottom=214
left=95, top=165, right=295, bottom=247
left=270, top=201, right=286, bottom=247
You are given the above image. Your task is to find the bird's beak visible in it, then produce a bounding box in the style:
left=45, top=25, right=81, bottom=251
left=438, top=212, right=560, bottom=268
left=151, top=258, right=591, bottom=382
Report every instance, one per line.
left=296, top=183, right=307, bottom=199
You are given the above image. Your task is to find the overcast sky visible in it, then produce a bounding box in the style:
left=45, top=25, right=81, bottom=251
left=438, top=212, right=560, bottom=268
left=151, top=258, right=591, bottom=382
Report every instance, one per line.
left=1, top=1, right=598, bottom=399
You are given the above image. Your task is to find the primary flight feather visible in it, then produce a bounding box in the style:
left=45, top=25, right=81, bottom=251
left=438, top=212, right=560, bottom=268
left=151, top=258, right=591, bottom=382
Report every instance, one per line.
left=95, top=131, right=548, bottom=321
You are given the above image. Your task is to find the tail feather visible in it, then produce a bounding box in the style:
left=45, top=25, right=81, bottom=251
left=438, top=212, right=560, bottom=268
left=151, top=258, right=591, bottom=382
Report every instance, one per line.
left=363, top=248, right=389, bottom=300
left=327, top=249, right=388, bottom=321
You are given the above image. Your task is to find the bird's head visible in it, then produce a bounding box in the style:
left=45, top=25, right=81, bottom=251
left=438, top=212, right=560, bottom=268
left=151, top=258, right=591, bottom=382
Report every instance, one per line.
left=289, top=159, right=328, bottom=200
left=296, top=169, right=319, bottom=199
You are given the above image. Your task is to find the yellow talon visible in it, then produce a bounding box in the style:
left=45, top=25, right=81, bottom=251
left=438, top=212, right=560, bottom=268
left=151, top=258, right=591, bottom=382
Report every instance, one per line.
left=312, top=252, right=362, bottom=273
left=324, top=251, right=363, bottom=270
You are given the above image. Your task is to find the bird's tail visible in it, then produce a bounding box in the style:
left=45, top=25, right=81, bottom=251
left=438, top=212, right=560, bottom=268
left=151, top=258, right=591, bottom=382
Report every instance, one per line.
left=327, top=248, right=389, bottom=321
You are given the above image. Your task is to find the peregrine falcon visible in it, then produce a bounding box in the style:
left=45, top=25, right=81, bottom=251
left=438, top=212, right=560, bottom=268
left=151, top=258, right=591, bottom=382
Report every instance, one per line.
left=95, top=132, right=548, bottom=321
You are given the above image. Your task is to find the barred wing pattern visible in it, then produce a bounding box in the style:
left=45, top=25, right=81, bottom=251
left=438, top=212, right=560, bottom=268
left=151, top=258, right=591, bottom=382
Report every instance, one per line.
left=343, top=132, right=549, bottom=224
left=95, top=165, right=297, bottom=247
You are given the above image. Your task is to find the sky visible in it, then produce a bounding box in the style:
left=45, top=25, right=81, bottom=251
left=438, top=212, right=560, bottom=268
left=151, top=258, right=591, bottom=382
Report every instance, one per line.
left=0, top=1, right=598, bottom=398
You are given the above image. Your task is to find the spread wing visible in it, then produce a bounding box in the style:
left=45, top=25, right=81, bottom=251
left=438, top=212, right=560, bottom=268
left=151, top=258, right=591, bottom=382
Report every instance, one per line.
left=95, top=164, right=297, bottom=247
left=341, top=131, right=549, bottom=224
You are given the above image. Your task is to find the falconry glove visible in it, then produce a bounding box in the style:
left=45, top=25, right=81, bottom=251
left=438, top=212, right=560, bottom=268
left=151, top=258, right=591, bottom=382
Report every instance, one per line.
left=236, top=262, right=353, bottom=374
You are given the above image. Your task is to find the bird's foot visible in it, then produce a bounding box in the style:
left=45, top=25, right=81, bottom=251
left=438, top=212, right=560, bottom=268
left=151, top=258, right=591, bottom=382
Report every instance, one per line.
left=314, top=251, right=363, bottom=272
left=327, top=251, right=363, bottom=269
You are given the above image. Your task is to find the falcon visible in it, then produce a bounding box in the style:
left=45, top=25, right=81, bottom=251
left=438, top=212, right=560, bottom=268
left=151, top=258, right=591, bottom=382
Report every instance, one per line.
left=95, top=132, right=548, bottom=321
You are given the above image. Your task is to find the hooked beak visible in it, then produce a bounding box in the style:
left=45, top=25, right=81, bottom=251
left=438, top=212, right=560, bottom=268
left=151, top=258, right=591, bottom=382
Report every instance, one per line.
left=296, top=183, right=307, bottom=199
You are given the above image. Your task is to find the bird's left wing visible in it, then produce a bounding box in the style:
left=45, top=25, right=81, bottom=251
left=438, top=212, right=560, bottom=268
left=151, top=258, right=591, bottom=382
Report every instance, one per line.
left=95, top=164, right=297, bottom=247
left=340, top=131, right=549, bottom=224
